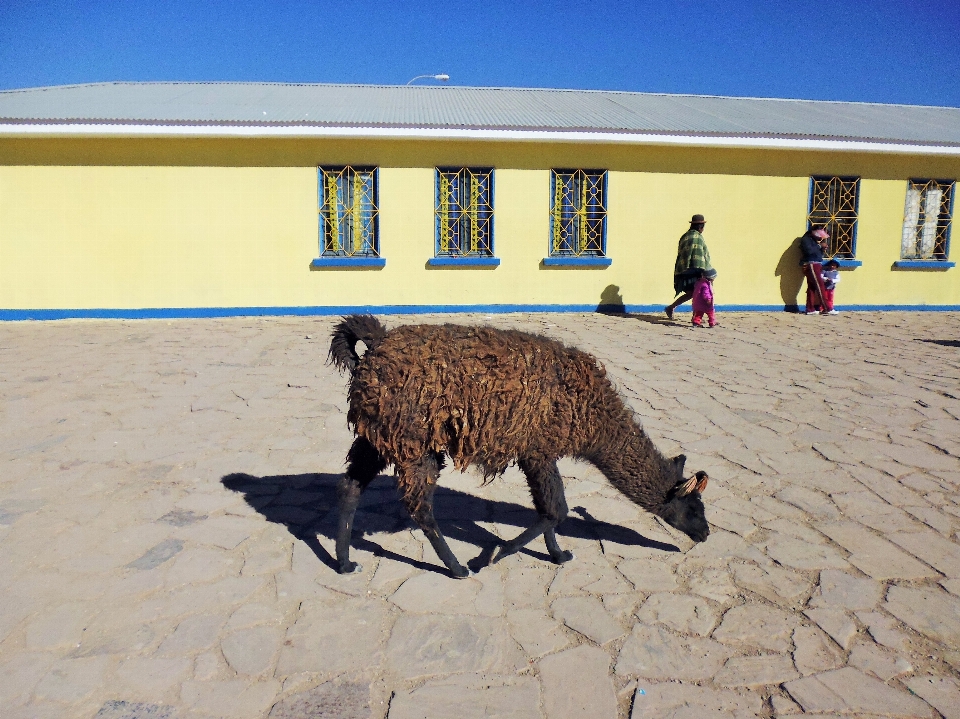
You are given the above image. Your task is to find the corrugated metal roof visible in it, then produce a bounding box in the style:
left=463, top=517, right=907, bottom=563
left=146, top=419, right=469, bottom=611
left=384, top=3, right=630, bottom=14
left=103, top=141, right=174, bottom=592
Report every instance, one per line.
left=1, top=81, right=959, bottom=146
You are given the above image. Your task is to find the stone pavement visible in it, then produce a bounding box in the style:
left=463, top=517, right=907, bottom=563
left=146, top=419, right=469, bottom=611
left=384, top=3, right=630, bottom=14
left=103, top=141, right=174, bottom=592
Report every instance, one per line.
left=1, top=310, right=960, bottom=719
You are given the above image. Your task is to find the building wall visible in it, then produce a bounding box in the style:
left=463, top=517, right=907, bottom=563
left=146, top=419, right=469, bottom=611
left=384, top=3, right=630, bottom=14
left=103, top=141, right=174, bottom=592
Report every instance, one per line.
left=0, top=137, right=958, bottom=315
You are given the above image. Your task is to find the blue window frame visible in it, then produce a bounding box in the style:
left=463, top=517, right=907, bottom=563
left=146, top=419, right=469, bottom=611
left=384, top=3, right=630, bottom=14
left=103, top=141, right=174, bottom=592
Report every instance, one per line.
left=434, top=168, right=495, bottom=260
left=900, top=179, right=954, bottom=261
left=550, top=169, right=607, bottom=258
left=808, top=176, right=860, bottom=260
left=318, top=166, right=379, bottom=258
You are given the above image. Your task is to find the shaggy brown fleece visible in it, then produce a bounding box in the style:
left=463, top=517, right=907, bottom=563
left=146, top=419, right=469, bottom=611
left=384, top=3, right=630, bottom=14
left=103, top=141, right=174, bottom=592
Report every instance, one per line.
left=330, top=316, right=684, bottom=513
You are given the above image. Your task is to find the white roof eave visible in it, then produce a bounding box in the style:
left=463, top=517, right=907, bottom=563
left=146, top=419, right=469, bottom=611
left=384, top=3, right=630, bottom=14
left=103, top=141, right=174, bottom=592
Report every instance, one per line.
left=3, top=121, right=960, bottom=156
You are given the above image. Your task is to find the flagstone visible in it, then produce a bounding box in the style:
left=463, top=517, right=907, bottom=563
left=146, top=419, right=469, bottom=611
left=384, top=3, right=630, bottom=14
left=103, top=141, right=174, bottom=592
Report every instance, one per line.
left=905, top=676, right=960, bottom=719
left=809, top=569, right=882, bottom=610
left=712, top=603, right=800, bottom=652
left=792, top=624, right=844, bottom=676
left=815, top=521, right=939, bottom=580
left=551, top=595, right=625, bottom=644
left=389, top=674, right=541, bottom=719
left=615, top=624, right=732, bottom=680
left=848, top=642, right=913, bottom=681
left=714, top=653, right=799, bottom=687
left=384, top=614, right=522, bottom=679
left=634, top=592, right=718, bottom=636
left=539, top=645, right=617, bottom=719
left=884, top=585, right=960, bottom=646
left=784, top=667, right=931, bottom=717
left=629, top=682, right=764, bottom=719
left=732, top=562, right=812, bottom=606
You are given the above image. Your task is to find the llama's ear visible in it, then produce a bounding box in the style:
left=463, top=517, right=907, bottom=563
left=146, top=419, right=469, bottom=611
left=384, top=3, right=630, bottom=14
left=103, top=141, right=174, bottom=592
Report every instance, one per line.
left=672, top=454, right=687, bottom=474
left=676, top=476, right=698, bottom=497
left=695, top=471, right=709, bottom=494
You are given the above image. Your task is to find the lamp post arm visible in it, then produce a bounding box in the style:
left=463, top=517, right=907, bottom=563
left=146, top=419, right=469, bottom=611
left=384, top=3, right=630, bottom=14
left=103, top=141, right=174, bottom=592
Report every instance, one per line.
left=407, top=74, right=450, bottom=85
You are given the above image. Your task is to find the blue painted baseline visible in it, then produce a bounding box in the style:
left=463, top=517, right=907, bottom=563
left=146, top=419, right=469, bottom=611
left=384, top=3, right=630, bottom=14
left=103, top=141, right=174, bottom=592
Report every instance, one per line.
left=3, top=303, right=960, bottom=321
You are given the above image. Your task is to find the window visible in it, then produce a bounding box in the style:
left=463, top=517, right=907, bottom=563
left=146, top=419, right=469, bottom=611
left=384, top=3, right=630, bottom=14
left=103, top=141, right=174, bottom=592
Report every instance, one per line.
left=435, top=168, right=494, bottom=257
left=808, top=176, right=860, bottom=259
left=318, top=166, right=379, bottom=257
left=901, top=179, right=954, bottom=261
left=550, top=169, right=607, bottom=257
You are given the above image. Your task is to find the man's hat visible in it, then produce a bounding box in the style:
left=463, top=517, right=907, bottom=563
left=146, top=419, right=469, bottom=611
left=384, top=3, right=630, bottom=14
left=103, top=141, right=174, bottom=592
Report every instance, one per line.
left=690, top=214, right=706, bottom=224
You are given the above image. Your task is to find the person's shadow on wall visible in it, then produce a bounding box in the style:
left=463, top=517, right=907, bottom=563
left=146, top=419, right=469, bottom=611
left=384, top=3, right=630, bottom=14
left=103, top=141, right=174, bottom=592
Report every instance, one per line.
left=775, top=236, right=805, bottom=312
left=597, top=284, right=626, bottom=314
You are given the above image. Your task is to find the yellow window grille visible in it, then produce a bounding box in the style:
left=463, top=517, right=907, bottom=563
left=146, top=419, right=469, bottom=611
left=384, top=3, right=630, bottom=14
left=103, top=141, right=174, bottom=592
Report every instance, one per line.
left=319, top=167, right=379, bottom=257
left=435, top=168, right=494, bottom=256
left=901, top=179, right=954, bottom=260
left=550, top=170, right=607, bottom=256
left=807, top=176, right=860, bottom=258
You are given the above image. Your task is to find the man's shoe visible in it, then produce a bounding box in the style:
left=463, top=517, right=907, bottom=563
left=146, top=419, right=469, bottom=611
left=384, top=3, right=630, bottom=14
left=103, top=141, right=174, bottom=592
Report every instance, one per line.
left=825, top=309, right=839, bottom=315
left=805, top=310, right=819, bottom=315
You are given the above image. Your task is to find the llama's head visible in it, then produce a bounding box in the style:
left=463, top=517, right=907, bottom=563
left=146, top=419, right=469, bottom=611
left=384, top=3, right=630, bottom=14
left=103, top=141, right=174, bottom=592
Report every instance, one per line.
left=657, top=455, right=710, bottom=543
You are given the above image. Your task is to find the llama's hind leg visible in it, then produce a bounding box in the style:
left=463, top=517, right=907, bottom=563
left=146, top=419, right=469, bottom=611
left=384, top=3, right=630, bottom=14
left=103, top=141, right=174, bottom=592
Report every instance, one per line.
left=336, top=437, right=387, bottom=574
left=493, top=457, right=573, bottom=565
left=399, top=454, right=471, bottom=579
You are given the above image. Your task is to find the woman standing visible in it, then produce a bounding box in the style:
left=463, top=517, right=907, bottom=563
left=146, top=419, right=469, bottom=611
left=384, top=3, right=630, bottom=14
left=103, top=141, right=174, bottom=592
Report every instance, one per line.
left=800, top=226, right=832, bottom=315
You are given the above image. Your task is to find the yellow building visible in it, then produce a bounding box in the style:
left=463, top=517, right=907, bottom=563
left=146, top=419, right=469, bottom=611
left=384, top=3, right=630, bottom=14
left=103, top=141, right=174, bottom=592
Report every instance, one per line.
left=1, top=82, right=958, bottom=319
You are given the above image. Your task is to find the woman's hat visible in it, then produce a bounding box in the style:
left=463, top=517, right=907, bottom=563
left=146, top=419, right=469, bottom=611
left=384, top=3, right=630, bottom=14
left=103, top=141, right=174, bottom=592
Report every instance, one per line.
left=690, top=214, right=706, bottom=224
left=812, top=228, right=830, bottom=239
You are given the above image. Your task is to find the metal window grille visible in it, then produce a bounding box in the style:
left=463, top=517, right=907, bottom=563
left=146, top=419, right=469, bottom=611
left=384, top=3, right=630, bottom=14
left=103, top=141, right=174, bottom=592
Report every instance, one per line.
left=901, top=179, right=954, bottom=260
left=435, top=168, right=494, bottom=256
left=807, top=176, right=860, bottom=258
left=318, top=166, right=379, bottom=257
left=550, top=169, right=607, bottom=256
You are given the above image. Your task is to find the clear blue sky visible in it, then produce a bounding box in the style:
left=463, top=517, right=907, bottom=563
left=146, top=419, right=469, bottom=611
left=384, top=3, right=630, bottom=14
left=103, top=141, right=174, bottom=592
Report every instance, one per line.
left=2, top=0, right=959, bottom=106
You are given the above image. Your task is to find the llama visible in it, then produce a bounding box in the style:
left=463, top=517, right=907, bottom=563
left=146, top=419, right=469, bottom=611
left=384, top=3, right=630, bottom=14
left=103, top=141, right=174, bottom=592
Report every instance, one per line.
left=329, top=314, right=710, bottom=578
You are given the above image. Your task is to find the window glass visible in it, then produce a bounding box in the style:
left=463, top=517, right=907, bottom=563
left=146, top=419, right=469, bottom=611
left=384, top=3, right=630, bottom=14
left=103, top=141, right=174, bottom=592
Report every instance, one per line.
left=901, top=179, right=954, bottom=260
left=550, top=169, right=607, bottom=256
left=319, top=167, right=379, bottom=257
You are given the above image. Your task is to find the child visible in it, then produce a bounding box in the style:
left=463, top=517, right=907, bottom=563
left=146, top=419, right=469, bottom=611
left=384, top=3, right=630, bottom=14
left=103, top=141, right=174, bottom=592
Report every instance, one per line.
left=820, top=259, right=840, bottom=315
left=691, top=271, right=716, bottom=327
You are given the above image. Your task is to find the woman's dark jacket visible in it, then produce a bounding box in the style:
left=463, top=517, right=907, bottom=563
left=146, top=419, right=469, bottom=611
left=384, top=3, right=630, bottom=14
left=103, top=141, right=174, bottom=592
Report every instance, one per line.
left=799, top=231, right=825, bottom=265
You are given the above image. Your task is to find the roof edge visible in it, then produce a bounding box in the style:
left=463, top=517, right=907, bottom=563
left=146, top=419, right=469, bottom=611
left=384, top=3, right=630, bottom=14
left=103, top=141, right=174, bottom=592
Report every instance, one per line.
left=3, top=121, right=960, bottom=156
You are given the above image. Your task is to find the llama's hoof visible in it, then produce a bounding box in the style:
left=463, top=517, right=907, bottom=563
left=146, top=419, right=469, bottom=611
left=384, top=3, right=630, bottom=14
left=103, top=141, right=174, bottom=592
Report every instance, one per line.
left=339, top=561, right=363, bottom=574
left=490, top=545, right=512, bottom=564
left=552, top=550, right=575, bottom=564
left=451, top=566, right=473, bottom=579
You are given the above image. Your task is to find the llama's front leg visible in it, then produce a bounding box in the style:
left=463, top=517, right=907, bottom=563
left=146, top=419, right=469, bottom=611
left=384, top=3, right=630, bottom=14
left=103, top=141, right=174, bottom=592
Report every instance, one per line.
left=493, top=457, right=573, bottom=564
left=336, top=437, right=386, bottom=574
left=399, top=455, right=471, bottom=579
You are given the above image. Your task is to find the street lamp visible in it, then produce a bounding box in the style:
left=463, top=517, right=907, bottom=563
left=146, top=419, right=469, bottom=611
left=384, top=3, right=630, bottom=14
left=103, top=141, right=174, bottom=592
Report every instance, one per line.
left=406, top=74, right=450, bottom=85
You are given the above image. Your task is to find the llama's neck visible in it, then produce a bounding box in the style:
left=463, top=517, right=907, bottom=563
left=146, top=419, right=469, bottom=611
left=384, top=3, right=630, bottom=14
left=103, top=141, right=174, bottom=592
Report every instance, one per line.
left=581, top=407, right=675, bottom=513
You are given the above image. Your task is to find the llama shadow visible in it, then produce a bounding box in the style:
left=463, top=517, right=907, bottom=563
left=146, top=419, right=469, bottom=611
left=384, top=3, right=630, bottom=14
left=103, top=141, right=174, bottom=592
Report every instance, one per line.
left=918, top=339, right=960, bottom=348
left=222, top=471, right=679, bottom=575
left=775, top=236, right=805, bottom=313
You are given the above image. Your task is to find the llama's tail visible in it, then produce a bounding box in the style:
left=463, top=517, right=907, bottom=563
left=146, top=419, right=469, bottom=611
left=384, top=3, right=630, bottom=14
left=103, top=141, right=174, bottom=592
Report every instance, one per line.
left=328, top=314, right=388, bottom=374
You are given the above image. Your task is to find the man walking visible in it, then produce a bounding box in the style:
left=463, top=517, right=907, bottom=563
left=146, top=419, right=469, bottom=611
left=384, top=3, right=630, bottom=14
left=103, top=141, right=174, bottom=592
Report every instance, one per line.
left=665, top=214, right=716, bottom=319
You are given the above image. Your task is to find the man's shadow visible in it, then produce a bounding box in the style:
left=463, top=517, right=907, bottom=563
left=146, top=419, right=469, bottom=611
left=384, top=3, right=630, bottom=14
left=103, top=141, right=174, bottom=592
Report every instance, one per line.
left=222, top=471, right=678, bottom=575
left=776, top=237, right=805, bottom=312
